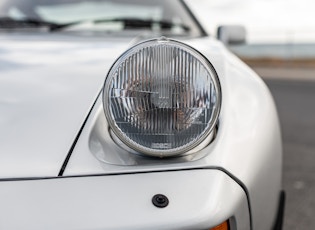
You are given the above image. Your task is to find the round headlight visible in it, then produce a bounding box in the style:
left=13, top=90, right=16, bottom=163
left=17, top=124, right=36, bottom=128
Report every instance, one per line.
left=103, top=38, right=221, bottom=157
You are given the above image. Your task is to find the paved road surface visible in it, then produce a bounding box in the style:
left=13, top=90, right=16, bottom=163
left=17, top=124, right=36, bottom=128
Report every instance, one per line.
left=257, top=68, right=315, bottom=230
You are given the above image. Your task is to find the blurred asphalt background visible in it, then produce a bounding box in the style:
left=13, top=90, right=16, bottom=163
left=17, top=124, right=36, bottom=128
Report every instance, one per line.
left=249, top=64, right=315, bottom=230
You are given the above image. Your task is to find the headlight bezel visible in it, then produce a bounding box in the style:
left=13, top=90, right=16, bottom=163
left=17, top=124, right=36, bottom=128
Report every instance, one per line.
left=102, top=37, right=221, bottom=158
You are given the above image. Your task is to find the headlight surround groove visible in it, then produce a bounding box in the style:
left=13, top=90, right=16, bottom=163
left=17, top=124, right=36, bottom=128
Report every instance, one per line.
left=103, top=38, right=221, bottom=157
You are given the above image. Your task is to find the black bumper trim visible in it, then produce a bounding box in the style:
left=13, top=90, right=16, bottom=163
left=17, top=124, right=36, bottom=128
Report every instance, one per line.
left=273, top=190, right=286, bottom=230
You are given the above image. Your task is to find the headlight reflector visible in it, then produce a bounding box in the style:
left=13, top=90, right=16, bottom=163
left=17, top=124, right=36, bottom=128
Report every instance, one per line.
left=103, top=38, right=221, bottom=157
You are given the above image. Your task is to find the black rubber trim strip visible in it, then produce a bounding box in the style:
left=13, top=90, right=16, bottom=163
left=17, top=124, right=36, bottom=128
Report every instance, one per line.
left=58, top=91, right=101, bottom=176
left=273, top=191, right=286, bottom=230
left=0, top=167, right=252, bottom=230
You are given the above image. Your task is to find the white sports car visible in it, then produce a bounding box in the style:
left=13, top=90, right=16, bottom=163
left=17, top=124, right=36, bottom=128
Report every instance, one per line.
left=0, top=0, right=284, bottom=229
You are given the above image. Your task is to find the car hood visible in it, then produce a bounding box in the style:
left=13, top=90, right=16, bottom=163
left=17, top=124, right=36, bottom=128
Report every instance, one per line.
left=0, top=33, right=226, bottom=178
left=0, top=33, right=136, bottom=178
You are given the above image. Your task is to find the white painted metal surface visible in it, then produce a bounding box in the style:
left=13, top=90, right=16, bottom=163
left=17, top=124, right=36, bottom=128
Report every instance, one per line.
left=0, top=1, right=283, bottom=229
left=0, top=34, right=130, bottom=177
left=65, top=37, right=282, bottom=230
left=0, top=170, right=249, bottom=230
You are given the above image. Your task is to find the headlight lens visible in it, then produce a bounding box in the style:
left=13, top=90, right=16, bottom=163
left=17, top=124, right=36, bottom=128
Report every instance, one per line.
left=103, top=38, right=221, bottom=157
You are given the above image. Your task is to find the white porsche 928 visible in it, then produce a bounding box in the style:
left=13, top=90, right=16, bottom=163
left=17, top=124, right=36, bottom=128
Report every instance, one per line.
left=0, top=0, right=284, bottom=229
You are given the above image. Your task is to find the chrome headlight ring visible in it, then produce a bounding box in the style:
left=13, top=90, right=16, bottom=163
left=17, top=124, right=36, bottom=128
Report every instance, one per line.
left=103, top=37, right=221, bottom=158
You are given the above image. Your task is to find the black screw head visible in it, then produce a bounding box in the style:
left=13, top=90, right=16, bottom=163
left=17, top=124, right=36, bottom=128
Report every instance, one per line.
left=152, top=194, right=169, bottom=208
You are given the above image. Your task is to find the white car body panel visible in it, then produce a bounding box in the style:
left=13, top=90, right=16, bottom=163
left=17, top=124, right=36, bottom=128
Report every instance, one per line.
left=0, top=170, right=250, bottom=230
left=0, top=34, right=130, bottom=177
left=63, top=37, right=282, bottom=230
left=0, top=1, right=283, bottom=229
